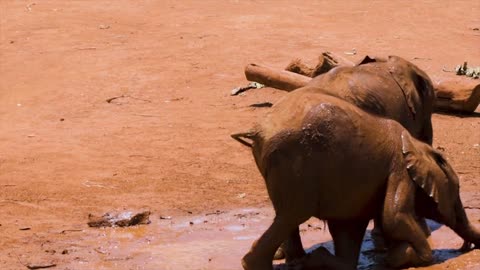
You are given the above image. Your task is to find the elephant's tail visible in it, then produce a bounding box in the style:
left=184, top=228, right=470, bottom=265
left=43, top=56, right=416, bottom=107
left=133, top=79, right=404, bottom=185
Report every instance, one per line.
left=231, top=131, right=258, bottom=148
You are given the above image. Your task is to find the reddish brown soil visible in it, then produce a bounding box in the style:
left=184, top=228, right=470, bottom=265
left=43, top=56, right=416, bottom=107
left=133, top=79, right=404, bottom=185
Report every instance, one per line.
left=0, top=1, right=479, bottom=269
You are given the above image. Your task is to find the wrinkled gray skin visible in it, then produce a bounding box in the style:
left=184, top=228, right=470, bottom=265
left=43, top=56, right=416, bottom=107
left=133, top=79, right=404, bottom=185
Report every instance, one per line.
left=233, top=90, right=480, bottom=270
left=277, top=55, right=436, bottom=262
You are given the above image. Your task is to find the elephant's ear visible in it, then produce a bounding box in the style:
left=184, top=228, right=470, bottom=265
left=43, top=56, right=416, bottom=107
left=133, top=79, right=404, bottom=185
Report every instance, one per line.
left=387, top=56, right=419, bottom=118
left=401, top=131, right=460, bottom=227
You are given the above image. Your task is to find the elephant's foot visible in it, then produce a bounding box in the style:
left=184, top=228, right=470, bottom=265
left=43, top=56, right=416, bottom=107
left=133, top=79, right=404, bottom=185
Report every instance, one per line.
left=386, top=242, right=433, bottom=268
left=241, top=251, right=273, bottom=270
left=274, top=227, right=307, bottom=262
left=242, top=216, right=306, bottom=270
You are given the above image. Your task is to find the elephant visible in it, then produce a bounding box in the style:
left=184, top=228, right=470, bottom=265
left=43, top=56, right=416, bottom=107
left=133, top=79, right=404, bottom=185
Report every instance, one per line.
left=276, top=55, right=436, bottom=261
left=231, top=88, right=480, bottom=269
left=307, top=55, right=435, bottom=145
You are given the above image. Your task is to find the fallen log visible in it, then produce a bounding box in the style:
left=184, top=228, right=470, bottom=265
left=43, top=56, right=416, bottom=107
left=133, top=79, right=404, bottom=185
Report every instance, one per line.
left=434, top=79, right=480, bottom=113
left=245, top=63, right=311, bottom=91
left=285, top=52, right=355, bottom=78
left=244, top=61, right=480, bottom=114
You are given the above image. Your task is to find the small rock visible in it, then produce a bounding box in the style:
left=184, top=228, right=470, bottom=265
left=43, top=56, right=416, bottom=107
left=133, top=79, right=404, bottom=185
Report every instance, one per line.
left=61, top=249, right=69, bottom=255
left=98, top=24, right=110, bottom=30
left=88, top=211, right=151, bottom=228
left=237, top=193, right=246, bottom=199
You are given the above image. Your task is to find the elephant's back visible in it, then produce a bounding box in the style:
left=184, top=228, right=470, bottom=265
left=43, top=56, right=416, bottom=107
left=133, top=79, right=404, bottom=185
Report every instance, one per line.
left=308, top=63, right=401, bottom=117
left=257, top=90, right=400, bottom=219
left=259, top=88, right=355, bottom=141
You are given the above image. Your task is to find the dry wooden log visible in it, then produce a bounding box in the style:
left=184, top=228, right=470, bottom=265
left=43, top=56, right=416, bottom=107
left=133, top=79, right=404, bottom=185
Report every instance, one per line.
left=434, top=79, right=480, bottom=113
left=315, top=52, right=355, bottom=76
left=285, top=58, right=315, bottom=77
left=285, top=52, right=355, bottom=78
left=246, top=60, right=479, bottom=114
left=245, top=63, right=311, bottom=91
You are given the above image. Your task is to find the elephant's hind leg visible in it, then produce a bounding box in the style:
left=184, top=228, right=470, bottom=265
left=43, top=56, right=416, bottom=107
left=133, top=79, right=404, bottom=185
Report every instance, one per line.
left=242, top=215, right=307, bottom=270
left=330, top=219, right=369, bottom=269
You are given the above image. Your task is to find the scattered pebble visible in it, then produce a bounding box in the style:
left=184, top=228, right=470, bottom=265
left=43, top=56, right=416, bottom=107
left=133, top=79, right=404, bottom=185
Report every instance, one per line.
left=205, top=210, right=225, bottom=216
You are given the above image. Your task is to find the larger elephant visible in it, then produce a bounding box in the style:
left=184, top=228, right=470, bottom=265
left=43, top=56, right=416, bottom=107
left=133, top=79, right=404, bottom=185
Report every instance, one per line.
left=308, top=55, right=435, bottom=144
left=232, top=88, right=480, bottom=270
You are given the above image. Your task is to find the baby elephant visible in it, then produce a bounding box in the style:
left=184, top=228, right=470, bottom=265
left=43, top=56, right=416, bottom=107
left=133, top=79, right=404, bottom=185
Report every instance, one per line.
left=232, top=87, right=480, bottom=269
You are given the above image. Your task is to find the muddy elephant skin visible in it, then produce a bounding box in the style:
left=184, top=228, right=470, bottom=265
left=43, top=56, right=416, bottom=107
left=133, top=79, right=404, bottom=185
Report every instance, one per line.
left=232, top=89, right=480, bottom=270
left=308, top=55, right=435, bottom=145
left=274, top=55, right=436, bottom=263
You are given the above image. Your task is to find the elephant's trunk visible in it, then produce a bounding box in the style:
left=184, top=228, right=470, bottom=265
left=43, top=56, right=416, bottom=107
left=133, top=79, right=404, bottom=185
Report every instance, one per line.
left=451, top=197, right=480, bottom=248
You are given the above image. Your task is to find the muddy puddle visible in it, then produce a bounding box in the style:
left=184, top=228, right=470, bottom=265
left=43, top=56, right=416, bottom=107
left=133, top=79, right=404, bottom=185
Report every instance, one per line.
left=13, top=208, right=480, bottom=270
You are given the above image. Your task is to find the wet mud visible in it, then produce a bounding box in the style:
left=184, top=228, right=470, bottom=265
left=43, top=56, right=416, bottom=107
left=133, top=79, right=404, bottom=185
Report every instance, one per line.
left=6, top=208, right=479, bottom=270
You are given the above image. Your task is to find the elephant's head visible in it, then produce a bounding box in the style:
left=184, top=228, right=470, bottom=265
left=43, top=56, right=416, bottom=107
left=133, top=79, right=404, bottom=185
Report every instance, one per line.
left=401, top=131, right=480, bottom=248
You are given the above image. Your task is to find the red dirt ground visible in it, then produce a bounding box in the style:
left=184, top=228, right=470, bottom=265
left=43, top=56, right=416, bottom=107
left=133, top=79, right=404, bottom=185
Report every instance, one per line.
left=0, top=1, right=479, bottom=269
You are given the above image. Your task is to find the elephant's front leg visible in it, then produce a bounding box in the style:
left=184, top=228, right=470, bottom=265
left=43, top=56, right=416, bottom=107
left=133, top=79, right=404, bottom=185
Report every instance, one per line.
left=242, top=215, right=305, bottom=270
left=383, top=172, right=433, bottom=268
